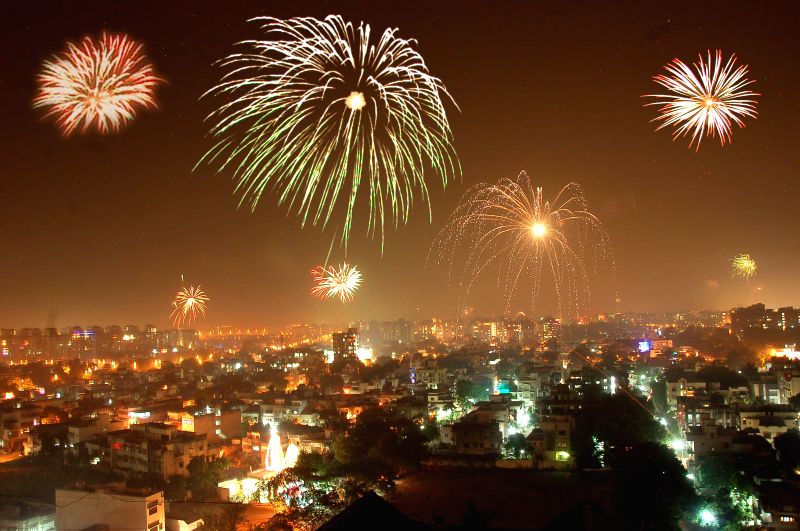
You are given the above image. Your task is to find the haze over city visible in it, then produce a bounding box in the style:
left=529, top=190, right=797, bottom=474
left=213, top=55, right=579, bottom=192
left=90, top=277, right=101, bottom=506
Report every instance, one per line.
left=2, top=3, right=800, bottom=531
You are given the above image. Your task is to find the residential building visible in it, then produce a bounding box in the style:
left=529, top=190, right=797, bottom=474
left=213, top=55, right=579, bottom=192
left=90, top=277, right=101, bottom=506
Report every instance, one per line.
left=451, top=416, right=502, bottom=456
left=85, top=423, right=208, bottom=479
left=332, top=328, right=358, bottom=362
left=169, top=405, right=241, bottom=444
left=55, top=489, right=165, bottom=531
left=527, top=415, right=574, bottom=469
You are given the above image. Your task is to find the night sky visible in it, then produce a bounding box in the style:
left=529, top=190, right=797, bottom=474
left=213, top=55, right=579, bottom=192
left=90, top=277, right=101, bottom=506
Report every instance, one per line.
left=2, top=1, right=799, bottom=329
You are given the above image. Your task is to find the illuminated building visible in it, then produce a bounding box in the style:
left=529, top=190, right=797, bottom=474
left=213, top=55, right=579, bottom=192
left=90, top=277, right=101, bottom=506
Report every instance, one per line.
left=666, top=378, right=707, bottom=409
left=472, top=320, right=510, bottom=344
left=770, top=345, right=800, bottom=361
left=56, top=489, right=164, bottom=531
left=170, top=405, right=242, bottom=443
left=144, top=324, right=158, bottom=349
left=737, top=405, right=799, bottom=441
left=85, top=423, right=208, bottom=479
left=528, top=415, right=574, bottom=469
left=381, top=319, right=411, bottom=344
left=333, top=327, right=358, bottom=362
left=413, top=319, right=437, bottom=342
left=537, top=317, right=559, bottom=342
left=731, top=304, right=800, bottom=337
left=752, top=377, right=781, bottom=404
left=778, top=367, right=800, bottom=404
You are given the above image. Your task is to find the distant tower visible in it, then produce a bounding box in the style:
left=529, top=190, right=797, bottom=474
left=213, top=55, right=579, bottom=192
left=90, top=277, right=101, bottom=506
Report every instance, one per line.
left=332, top=327, right=358, bottom=362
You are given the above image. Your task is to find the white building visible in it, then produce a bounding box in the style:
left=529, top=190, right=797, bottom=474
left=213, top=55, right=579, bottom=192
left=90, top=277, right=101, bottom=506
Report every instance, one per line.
left=55, top=489, right=165, bottom=531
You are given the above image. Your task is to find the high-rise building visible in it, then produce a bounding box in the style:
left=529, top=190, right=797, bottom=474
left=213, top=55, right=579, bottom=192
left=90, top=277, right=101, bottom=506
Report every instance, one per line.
left=472, top=321, right=500, bottom=344
left=731, top=303, right=800, bottom=336
left=777, top=307, right=800, bottom=331
left=333, top=327, right=358, bottom=362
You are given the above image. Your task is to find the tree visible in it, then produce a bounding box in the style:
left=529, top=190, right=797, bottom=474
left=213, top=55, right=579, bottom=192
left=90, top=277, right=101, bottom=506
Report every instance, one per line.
left=188, top=457, right=230, bottom=500
left=164, top=475, right=188, bottom=501
left=454, top=378, right=491, bottom=407
left=333, top=408, right=428, bottom=476
left=254, top=513, right=293, bottom=531
left=612, top=442, right=697, bottom=530
left=422, top=419, right=440, bottom=443
left=290, top=451, right=325, bottom=477
left=573, top=393, right=665, bottom=468
left=789, top=393, right=800, bottom=411
left=495, top=359, right=516, bottom=380
left=697, top=455, right=742, bottom=490
left=651, top=379, right=668, bottom=415
left=726, top=348, right=758, bottom=371
left=180, top=357, right=201, bottom=373
left=503, top=433, right=530, bottom=459
left=696, top=365, right=748, bottom=390
left=199, top=503, right=246, bottom=531
left=696, top=455, right=757, bottom=530
left=774, top=429, right=800, bottom=472
left=213, top=373, right=255, bottom=395
left=454, top=380, right=473, bottom=406
left=320, top=374, right=344, bottom=395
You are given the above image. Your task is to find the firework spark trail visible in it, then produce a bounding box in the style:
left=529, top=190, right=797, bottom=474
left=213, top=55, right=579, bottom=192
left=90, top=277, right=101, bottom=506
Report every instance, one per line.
left=200, top=15, right=459, bottom=247
left=311, top=263, right=362, bottom=303
left=34, top=33, right=163, bottom=136
left=171, top=285, right=210, bottom=327
left=432, top=171, right=612, bottom=320
left=644, top=50, right=758, bottom=150
left=731, top=253, right=757, bottom=279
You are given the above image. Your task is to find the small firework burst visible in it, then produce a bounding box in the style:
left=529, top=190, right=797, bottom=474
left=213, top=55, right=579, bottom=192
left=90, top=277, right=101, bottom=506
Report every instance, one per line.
left=731, top=253, right=757, bottom=279
left=311, top=263, right=362, bottom=303
left=644, top=50, right=758, bottom=150
left=171, top=285, right=209, bottom=327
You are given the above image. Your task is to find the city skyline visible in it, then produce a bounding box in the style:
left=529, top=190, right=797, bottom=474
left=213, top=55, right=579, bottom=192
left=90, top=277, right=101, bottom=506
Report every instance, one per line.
left=2, top=2, right=799, bottom=328
left=2, top=4, right=800, bottom=529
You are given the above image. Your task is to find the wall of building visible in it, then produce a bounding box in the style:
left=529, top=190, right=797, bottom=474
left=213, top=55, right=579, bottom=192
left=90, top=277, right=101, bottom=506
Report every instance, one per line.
left=55, top=489, right=164, bottom=531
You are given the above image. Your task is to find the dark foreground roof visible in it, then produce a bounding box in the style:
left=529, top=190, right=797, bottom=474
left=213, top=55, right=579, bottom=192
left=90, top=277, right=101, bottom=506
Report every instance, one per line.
left=538, top=500, right=617, bottom=531
left=318, top=491, right=615, bottom=531
left=318, top=491, right=427, bottom=531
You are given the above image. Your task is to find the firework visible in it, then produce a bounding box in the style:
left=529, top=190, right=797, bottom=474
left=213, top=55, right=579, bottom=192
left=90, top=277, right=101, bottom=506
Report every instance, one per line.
left=171, top=285, right=210, bottom=327
left=200, top=15, right=459, bottom=246
left=34, top=33, right=163, bottom=136
left=311, top=263, right=362, bottom=303
left=432, top=171, right=612, bottom=319
left=731, top=253, right=757, bottom=279
left=644, top=50, right=758, bottom=150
